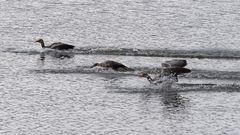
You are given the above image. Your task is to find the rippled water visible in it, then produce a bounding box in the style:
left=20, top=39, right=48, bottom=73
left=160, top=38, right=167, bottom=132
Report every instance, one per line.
left=1, top=0, right=240, bottom=135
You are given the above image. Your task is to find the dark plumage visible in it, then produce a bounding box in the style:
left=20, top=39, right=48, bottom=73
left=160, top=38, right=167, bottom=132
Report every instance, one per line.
left=35, top=39, right=75, bottom=50
left=161, top=67, right=191, bottom=76
left=161, top=59, right=187, bottom=68
left=91, top=60, right=134, bottom=71
left=161, top=59, right=190, bottom=78
left=140, top=60, right=191, bottom=84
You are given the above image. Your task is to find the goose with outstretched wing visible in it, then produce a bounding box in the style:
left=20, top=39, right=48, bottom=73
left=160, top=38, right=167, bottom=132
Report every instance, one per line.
left=140, top=59, right=191, bottom=84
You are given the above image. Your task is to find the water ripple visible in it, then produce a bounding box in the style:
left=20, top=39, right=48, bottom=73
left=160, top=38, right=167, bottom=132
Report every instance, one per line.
left=3, top=47, right=240, bottom=59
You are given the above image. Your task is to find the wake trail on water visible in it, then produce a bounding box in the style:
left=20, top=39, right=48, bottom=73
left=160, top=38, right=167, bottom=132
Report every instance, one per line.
left=3, top=46, right=240, bottom=59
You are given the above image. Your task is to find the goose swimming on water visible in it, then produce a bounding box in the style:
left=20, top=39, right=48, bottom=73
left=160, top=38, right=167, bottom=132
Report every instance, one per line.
left=35, top=39, right=75, bottom=50
left=91, top=60, right=134, bottom=71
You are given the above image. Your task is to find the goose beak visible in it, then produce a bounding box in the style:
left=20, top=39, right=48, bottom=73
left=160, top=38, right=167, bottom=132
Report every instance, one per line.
left=90, top=63, right=98, bottom=68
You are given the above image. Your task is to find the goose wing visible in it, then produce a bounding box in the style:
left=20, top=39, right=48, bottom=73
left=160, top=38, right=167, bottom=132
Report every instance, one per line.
left=49, top=42, right=75, bottom=50
left=162, top=60, right=187, bottom=68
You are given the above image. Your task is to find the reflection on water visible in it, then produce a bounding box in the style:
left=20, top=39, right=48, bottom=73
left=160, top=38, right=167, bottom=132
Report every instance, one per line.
left=4, top=47, right=240, bottom=59
left=139, top=89, right=188, bottom=111
left=161, top=91, right=187, bottom=109
left=39, top=50, right=75, bottom=60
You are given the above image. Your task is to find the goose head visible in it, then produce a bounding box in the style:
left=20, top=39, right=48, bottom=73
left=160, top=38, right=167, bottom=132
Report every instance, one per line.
left=90, top=63, right=99, bottom=68
left=35, top=39, right=44, bottom=43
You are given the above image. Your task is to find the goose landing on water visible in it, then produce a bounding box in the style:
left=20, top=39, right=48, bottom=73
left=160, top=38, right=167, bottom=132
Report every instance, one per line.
left=139, top=59, right=191, bottom=84
left=35, top=39, right=75, bottom=50
left=139, top=67, right=191, bottom=84
left=90, top=60, right=134, bottom=72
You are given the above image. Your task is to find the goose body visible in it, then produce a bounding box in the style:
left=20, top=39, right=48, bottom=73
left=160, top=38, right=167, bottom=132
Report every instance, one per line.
left=35, top=39, right=75, bottom=50
left=140, top=59, right=191, bottom=84
left=91, top=60, right=133, bottom=71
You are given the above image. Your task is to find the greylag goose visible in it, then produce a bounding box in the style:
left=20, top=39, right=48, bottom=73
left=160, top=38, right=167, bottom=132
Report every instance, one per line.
left=35, top=39, right=75, bottom=50
left=91, top=60, right=134, bottom=71
left=140, top=59, right=191, bottom=84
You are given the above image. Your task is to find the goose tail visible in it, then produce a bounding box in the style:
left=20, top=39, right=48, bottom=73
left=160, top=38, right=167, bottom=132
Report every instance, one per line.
left=125, top=67, right=135, bottom=71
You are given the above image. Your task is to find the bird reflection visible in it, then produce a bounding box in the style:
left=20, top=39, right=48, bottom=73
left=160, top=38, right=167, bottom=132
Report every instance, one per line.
left=161, top=91, right=186, bottom=108
left=137, top=87, right=189, bottom=114
left=39, top=50, right=74, bottom=61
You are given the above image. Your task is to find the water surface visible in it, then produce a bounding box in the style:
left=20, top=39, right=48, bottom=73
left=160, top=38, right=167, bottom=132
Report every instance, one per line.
left=0, top=0, right=240, bottom=135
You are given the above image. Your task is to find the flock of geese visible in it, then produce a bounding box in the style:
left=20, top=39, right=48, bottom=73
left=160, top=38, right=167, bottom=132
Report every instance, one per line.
left=36, top=39, right=191, bottom=84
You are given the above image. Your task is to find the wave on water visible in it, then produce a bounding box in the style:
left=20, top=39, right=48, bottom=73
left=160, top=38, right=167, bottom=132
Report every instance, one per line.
left=109, top=83, right=240, bottom=94
left=29, top=65, right=240, bottom=93
left=186, top=70, right=240, bottom=80
left=75, top=47, right=240, bottom=59
left=2, top=47, right=41, bottom=55
left=30, top=66, right=138, bottom=76
left=6, top=46, right=239, bottom=92
left=31, top=66, right=240, bottom=80
left=3, top=46, right=240, bottom=59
